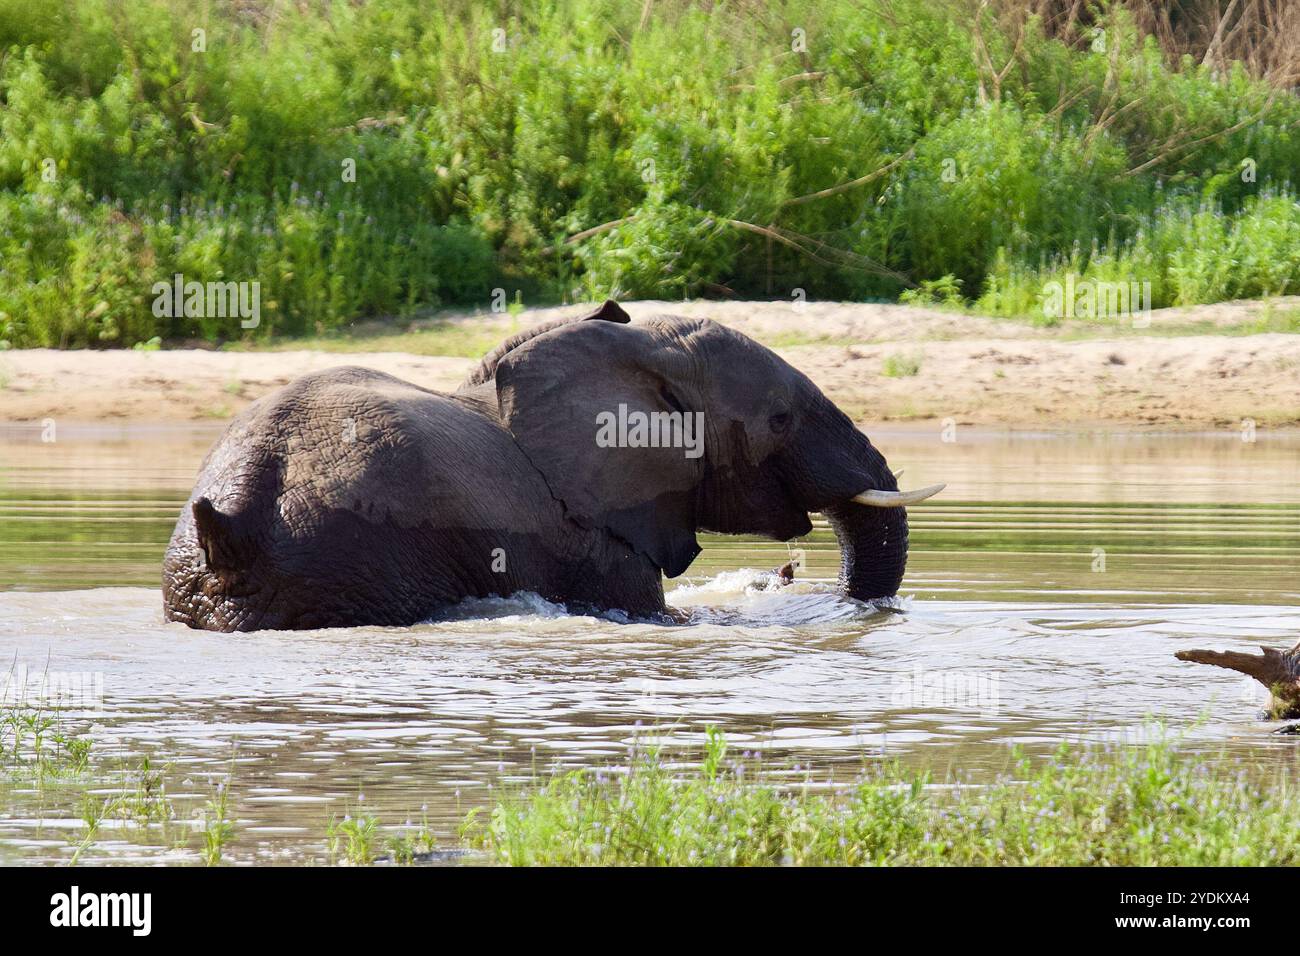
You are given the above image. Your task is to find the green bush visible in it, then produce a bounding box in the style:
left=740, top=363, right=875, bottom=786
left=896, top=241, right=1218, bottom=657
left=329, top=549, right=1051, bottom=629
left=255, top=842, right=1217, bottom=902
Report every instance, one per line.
left=1, top=0, right=1298, bottom=346
left=576, top=201, right=741, bottom=300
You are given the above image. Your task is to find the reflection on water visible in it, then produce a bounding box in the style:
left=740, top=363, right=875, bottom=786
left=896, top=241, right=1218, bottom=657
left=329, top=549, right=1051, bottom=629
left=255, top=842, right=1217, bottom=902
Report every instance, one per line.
left=0, top=424, right=1297, bottom=864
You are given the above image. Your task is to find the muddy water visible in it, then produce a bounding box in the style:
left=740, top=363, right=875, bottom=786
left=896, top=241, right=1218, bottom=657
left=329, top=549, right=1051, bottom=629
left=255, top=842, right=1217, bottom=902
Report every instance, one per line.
left=1, top=424, right=1298, bottom=864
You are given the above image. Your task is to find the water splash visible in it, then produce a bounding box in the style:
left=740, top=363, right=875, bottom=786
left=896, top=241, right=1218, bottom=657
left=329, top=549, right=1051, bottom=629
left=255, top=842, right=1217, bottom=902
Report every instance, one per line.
left=668, top=568, right=895, bottom=627
left=427, top=590, right=571, bottom=622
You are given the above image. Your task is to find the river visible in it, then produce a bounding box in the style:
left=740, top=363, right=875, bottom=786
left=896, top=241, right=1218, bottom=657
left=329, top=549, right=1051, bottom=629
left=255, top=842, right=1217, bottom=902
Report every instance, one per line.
left=1, top=424, right=1297, bottom=863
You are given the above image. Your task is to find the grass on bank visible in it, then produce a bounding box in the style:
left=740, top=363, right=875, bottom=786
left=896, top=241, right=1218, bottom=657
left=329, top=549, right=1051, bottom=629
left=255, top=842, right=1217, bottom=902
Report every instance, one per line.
left=7, top=698, right=1300, bottom=866
left=219, top=319, right=516, bottom=358
left=208, top=294, right=1300, bottom=364
left=467, top=727, right=1300, bottom=866
left=3, top=0, right=1300, bottom=347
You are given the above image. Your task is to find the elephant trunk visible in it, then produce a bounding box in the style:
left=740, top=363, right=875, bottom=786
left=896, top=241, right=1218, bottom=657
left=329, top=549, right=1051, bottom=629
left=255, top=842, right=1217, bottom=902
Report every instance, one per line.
left=786, top=395, right=925, bottom=602
left=822, top=436, right=910, bottom=601
left=823, top=500, right=909, bottom=602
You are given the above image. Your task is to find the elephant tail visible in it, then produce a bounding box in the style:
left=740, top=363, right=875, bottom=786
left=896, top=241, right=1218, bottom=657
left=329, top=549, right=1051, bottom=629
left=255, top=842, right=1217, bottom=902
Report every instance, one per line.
left=192, top=496, right=261, bottom=572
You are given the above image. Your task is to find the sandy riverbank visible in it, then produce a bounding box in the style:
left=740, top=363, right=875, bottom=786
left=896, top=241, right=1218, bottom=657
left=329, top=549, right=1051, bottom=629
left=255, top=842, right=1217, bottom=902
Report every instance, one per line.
left=0, top=299, right=1296, bottom=428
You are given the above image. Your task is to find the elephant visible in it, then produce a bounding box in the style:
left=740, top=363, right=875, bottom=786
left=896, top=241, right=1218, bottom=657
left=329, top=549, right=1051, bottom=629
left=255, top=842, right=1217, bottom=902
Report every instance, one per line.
left=162, top=301, right=944, bottom=631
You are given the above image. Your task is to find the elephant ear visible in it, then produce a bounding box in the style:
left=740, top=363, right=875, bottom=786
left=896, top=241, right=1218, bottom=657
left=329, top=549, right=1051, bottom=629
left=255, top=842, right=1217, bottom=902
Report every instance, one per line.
left=495, top=320, right=703, bottom=577
left=460, top=299, right=629, bottom=389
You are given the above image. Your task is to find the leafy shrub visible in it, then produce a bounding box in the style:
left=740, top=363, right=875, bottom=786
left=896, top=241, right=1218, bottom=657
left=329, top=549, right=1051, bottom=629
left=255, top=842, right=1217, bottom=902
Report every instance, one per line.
left=576, top=202, right=740, bottom=300
left=900, top=274, right=964, bottom=307
left=897, top=104, right=1133, bottom=289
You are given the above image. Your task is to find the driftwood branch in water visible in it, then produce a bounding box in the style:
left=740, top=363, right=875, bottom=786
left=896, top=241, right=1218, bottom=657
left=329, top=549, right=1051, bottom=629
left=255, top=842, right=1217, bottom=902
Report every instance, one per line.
left=1175, top=641, right=1300, bottom=719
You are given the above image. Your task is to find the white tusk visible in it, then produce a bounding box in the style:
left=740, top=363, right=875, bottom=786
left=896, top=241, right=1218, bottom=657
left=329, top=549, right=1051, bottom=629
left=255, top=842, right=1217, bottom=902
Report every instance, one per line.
left=851, top=482, right=946, bottom=507
left=893, top=469, right=904, bottom=479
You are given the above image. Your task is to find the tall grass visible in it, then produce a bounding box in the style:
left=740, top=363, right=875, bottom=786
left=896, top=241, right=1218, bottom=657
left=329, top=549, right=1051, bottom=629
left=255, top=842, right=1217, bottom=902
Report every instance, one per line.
left=980, top=191, right=1300, bottom=322
left=0, top=701, right=92, bottom=778
left=1, top=0, right=1298, bottom=347
left=470, top=727, right=1300, bottom=866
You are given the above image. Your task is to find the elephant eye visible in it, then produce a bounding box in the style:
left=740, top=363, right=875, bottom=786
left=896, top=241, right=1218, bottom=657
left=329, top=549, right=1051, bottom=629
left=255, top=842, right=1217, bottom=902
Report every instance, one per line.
left=768, top=410, right=791, bottom=434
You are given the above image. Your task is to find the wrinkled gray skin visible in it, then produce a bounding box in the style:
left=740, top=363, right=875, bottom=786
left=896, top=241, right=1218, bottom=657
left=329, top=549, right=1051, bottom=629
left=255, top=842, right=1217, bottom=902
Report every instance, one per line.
left=163, top=301, right=908, bottom=631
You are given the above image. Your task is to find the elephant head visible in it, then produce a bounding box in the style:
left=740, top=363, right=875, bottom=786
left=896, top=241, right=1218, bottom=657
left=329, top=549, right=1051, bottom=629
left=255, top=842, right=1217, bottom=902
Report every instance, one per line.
left=477, top=304, right=943, bottom=602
